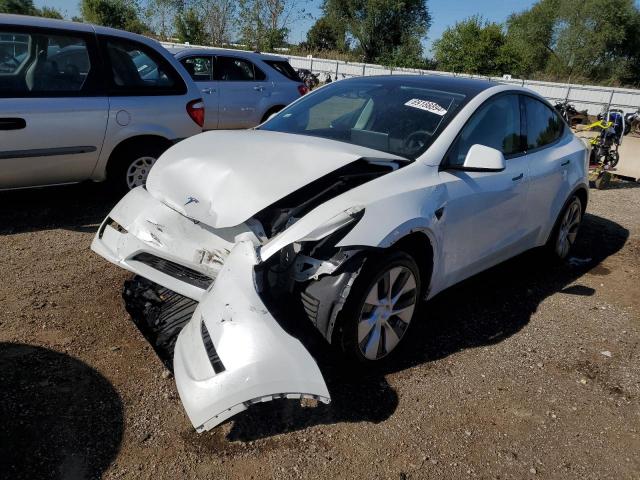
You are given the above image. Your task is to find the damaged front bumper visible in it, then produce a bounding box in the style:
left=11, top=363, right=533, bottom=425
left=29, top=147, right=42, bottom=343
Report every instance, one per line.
left=173, top=240, right=331, bottom=432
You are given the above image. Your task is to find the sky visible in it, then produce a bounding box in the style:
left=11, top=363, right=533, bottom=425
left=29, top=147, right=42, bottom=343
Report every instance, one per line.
left=34, top=0, right=538, bottom=54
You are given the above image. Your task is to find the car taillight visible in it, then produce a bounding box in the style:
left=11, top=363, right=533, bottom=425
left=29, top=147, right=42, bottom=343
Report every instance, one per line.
left=187, top=99, right=205, bottom=128
left=297, top=84, right=309, bottom=96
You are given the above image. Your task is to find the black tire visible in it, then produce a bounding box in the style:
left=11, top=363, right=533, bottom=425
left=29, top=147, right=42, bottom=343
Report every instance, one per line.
left=336, top=250, right=422, bottom=366
left=546, top=195, right=583, bottom=260
left=108, top=143, right=166, bottom=194
left=261, top=105, right=284, bottom=123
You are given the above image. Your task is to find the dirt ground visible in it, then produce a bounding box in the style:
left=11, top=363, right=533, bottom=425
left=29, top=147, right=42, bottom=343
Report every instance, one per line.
left=0, top=179, right=638, bottom=480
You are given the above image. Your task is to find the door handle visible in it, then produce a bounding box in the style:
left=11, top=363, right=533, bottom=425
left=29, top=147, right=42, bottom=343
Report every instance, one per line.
left=561, top=160, right=570, bottom=166
left=512, top=173, right=524, bottom=181
left=201, top=88, right=215, bottom=94
left=253, top=86, right=265, bottom=91
left=0, top=118, right=26, bottom=130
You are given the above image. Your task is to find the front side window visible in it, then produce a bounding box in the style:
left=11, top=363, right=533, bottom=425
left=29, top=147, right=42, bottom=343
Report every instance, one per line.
left=524, top=96, right=563, bottom=149
left=260, top=79, right=466, bottom=159
left=104, top=38, right=185, bottom=94
left=215, top=56, right=264, bottom=81
left=0, top=30, right=93, bottom=96
left=446, top=94, right=523, bottom=167
left=180, top=56, right=213, bottom=82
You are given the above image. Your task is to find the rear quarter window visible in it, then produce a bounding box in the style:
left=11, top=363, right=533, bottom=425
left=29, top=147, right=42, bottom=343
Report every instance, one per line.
left=264, top=60, right=301, bottom=82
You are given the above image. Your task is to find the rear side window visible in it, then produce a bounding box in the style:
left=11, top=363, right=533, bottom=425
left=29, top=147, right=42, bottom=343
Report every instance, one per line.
left=180, top=56, right=213, bottom=81
left=264, top=60, right=300, bottom=82
left=0, top=30, right=95, bottom=97
left=446, top=94, right=524, bottom=166
left=524, top=96, right=563, bottom=149
left=215, top=56, right=265, bottom=81
left=103, top=37, right=186, bottom=95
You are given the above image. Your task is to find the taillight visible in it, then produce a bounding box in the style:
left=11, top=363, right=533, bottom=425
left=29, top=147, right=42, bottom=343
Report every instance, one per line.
left=297, top=84, right=309, bottom=96
left=187, top=99, right=205, bottom=128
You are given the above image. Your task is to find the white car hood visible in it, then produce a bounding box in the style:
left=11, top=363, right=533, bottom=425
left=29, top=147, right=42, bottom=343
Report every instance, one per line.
left=145, top=130, right=403, bottom=229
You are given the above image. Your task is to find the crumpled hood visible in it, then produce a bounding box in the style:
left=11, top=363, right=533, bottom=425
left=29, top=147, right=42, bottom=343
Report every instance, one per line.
left=146, top=130, right=403, bottom=229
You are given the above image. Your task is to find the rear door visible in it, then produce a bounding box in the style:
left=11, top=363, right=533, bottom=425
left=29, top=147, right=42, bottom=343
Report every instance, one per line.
left=521, top=95, right=573, bottom=233
left=179, top=54, right=218, bottom=130
left=0, top=26, right=107, bottom=189
left=439, top=93, right=530, bottom=286
left=215, top=55, right=269, bottom=128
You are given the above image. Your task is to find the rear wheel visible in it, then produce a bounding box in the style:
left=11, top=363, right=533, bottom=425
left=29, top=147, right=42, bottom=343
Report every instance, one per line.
left=108, top=142, right=166, bottom=193
left=337, top=251, right=421, bottom=365
left=547, top=195, right=583, bottom=260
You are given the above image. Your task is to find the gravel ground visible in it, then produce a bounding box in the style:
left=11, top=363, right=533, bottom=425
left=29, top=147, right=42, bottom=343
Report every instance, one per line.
left=0, top=179, right=638, bottom=480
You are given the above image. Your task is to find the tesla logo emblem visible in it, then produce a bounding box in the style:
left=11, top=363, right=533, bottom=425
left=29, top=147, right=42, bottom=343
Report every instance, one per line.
left=185, top=196, right=199, bottom=206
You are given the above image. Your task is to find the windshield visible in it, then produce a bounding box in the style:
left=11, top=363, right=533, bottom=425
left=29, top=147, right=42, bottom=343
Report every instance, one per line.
left=259, top=79, right=466, bottom=159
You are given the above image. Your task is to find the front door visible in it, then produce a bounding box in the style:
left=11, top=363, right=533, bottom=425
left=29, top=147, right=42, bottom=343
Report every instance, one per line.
left=0, top=27, right=107, bottom=189
left=438, top=93, right=530, bottom=287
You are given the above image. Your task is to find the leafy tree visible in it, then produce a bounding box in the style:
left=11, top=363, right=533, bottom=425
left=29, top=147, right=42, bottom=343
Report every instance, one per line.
left=80, top=0, right=147, bottom=33
left=432, top=16, right=506, bottom=75
left=0, top=0, right=37, bottom=15
left=306, top=16, right=346, bottom=51
left=322, top=0, right=431, bottom=63
left=38, top=6, right=64, bottom=18
left=174, top=7, right=208, bottom=44
left=238, top=0, right=299, bottom=50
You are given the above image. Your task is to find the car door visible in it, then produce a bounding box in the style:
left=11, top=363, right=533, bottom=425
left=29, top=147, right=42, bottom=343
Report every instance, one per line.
left=179, top=55, right=218, bottom=130
left=0, top=26, right=107, bottom=189
left=215, top=55, right=269, bottom=129
left=521, top=95, right=573, bottom=235
left=438, top=93, right=531, bottom=287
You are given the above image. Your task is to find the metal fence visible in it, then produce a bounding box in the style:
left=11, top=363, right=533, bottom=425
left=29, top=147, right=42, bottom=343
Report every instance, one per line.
left=161, top=42, right=640, bottom=116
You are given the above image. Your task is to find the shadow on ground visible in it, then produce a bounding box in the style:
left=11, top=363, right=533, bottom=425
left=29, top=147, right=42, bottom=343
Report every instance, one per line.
left=215, top=212, right=629, bottom=442
left=0, top=343, right=124, bottom=480
left=0, top=183, right=122, bottom=235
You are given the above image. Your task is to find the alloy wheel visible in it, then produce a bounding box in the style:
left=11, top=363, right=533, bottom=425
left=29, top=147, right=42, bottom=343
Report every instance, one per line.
left=555, top=199, right=582, bottom=258
left=357, top=266, right=418, bottom=360
left=126, top=156, right=157, bottom=189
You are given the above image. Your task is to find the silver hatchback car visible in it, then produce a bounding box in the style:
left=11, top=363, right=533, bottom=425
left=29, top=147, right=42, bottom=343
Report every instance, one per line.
left=0, top=15, right=204, bottom=191
left=171, top=47, right=308, bottom=130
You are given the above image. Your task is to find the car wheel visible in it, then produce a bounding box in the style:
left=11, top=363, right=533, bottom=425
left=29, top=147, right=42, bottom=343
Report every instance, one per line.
left=337, top=251, right=421, bottom=365
left=110, top=144, right=165, bottom=192
left=548, top=195, right=583, bottom=260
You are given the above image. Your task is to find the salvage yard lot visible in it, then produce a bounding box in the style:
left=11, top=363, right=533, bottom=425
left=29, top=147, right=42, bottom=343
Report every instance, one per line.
left=1, top=181, right=639, bottom=480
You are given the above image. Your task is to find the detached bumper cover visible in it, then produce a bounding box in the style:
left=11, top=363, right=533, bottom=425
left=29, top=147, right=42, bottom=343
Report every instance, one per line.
left=173, top=240, right=331, bottom=432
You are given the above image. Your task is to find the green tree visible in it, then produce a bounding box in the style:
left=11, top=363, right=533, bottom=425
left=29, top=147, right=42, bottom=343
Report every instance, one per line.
left=503, top=0, right=640, bottom=84
left=238, top=0, right=299, bottom=51
left=306, top=16, right=345, bottom=51
left=0, top=0, right=37, bottom=15
left=322, top=0, right=431, bottom=63
left=38, top=6, right=64, bottom=18
left=432, top=16, right=506, bottom=75
left=174, top=8, right=208, bottom=44
left=80, top=0, right=147, bottom=33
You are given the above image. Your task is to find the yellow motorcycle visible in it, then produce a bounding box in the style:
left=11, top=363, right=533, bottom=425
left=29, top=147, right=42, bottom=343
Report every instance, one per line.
left=587, top=119, right=619, bottom=189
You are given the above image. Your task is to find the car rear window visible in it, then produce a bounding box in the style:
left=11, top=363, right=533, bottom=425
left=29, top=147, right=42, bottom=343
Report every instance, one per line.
left=264, top=60, right=300, bottom=82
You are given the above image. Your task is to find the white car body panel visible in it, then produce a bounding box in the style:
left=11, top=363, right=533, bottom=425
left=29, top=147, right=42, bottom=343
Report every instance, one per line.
left=145, top=129, right=404, bottom=229
left=91, top=80, right=589, bottom=431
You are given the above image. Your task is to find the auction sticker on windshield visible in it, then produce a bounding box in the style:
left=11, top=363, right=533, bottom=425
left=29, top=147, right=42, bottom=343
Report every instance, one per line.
left=405, top=99, right=448, bottom=116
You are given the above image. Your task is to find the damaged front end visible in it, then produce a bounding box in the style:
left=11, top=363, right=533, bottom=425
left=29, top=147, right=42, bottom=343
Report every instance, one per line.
left=91, top=136, right=405, bottom=430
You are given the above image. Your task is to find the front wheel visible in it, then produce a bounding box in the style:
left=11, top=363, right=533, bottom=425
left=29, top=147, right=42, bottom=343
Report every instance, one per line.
left=336, top=251, right=422, bottom=365
left=547, top=195, right=583, bottom=260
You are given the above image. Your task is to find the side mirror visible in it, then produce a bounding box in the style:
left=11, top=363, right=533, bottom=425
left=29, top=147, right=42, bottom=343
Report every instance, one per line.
left=461, top=144, right=506, bottom=172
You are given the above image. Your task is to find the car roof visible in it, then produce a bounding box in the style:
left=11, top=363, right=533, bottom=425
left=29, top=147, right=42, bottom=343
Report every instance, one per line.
left=342, top=75, right=497, bottom=98
left=0, top=14, right=161, bottom=45
left=171, top=46, right=287, bottom=62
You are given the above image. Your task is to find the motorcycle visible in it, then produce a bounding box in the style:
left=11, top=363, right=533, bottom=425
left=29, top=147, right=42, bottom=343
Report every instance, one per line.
left=586, top=117, right=621, bottom=189
left=297, top=69, right=319, bottom=91
left=554, top=100, right=589, bottom=127
left=624, top=108, right=639, bottom=136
